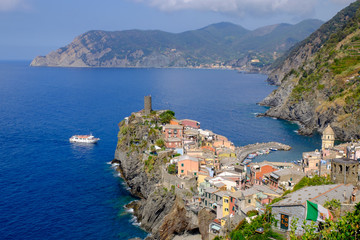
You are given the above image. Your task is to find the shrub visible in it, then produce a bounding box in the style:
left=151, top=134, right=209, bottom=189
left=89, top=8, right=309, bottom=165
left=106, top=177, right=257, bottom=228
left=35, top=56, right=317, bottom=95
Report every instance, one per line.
left=167, top=164, right=177, bottom=174
left=159, top=110, right=175, bottom=124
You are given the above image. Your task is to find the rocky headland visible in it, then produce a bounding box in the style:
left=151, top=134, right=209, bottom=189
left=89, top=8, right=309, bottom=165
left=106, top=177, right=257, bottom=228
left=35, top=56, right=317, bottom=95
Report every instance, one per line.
left=260, top=1, right=360, bottom=140
left=111, top=109, right=292, bottom=239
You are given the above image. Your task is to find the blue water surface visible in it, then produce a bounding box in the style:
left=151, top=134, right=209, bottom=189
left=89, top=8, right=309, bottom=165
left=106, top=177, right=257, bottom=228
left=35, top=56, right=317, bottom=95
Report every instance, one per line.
left=0, top=61, right=320, bottom=239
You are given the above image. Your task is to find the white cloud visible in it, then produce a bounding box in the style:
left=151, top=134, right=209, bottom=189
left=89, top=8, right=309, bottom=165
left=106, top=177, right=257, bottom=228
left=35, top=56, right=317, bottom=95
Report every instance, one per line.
left=134, top=0, right=354, bottom=17
left=0, top=0, right=27, bottom=11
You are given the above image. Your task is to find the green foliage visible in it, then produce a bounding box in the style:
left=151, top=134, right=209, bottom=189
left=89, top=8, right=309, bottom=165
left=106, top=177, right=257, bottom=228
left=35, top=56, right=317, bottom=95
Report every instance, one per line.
left=270, top=197, right=284, bottom=205
left=324, top=199, right=341, bottom=211
left=213, top=236, right=224, bottom=240
left=155, top=139, right=165, bottom=148
left=144, top=155, right=155, bottom=172
left=230, top=213, right=285, bottom=240
left=317, top=84, right=325, bottom=90
left=167, top=164, right=177, bottom=174
left=330, top=56, right=360, bottom=74
left=289, top=217, right=298, bottom=240
left=159, top=110, right=175, bottom=124
left=292, top=175, right=332, bottom=192
left=247, top=210, right=259, bottom=217
left=120, top=126, right=129, bottom=135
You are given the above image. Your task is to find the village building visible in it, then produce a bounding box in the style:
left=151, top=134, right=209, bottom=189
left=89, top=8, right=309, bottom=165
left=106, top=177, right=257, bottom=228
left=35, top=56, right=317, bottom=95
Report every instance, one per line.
left=345, top=142, right=360, bottom=160
left=264, top=168, right=305, bottom=190
left=202, top=187, right=220, bottom=210
left=271, top=184, right=358, bottom=235
left=163, top=124, right=184, bottom=149
left=302, top=150, right=321, bottom=176
left=177, top=155, right=199, bottom=177
left=186, top=148, right=204, bottom=158
left=331, top=158, right=359, bottom=185
left=250, top=163, right=277, bottom=185
left=179, top=119, right=200, bottom=129
left=198, top=129, right=215, bottom=141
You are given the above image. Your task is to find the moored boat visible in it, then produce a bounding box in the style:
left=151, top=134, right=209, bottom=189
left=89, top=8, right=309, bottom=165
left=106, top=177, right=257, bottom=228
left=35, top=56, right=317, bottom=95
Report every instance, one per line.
left=69, top=134, right=100, bottom=143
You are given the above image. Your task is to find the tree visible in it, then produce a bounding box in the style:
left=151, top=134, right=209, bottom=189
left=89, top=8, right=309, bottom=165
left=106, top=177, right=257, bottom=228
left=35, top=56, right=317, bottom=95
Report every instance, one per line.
left=159, top=110, right=175, bottom=124
left=167, top=164, right=177, bottom=174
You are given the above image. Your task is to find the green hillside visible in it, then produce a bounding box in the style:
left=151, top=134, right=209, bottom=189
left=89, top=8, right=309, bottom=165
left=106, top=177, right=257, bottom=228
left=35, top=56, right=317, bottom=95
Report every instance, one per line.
left=263, top=1, right=360, bottom=140
left=31, top=21, right=323, bottom=69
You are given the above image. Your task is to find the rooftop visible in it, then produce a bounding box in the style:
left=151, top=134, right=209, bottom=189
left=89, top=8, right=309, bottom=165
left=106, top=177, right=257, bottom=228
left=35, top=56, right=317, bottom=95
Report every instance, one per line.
left=331, top=158, right=358, bottom=164
left=163, top=124, right=183, bottom=129
left=271, top=168, right=304, bottom=177
left=272, top=184, right=355, bottom=207
left=178, top=155, right=199, bottom=162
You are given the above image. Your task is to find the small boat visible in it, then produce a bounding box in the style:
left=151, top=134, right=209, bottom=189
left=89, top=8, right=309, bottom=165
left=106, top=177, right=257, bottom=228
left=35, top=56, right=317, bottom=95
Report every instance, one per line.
left=270, top=148, right=278, bottom=151
left=69, top=134, right=100, bottom=143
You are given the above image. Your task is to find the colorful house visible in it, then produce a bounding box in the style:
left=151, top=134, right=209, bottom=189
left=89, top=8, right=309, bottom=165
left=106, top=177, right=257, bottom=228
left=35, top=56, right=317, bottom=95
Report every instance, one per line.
left=177, top=155, right=199, bottom=177
left=163, top=124, right=184, bottom=149
left=250, top=164, right=277, bottom=185
left=180, top=119, right=201, bottom=129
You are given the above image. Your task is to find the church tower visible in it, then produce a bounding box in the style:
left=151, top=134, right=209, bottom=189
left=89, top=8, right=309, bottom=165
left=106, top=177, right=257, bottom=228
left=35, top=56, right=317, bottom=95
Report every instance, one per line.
left=322, top=125, right=335, bottom=150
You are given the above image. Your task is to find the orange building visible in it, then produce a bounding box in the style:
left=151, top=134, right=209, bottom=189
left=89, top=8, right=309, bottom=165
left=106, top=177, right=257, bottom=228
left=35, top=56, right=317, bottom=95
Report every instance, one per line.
left=250, top=164, right=277, bottom=185
left=178, top=155, right=199, bottom=177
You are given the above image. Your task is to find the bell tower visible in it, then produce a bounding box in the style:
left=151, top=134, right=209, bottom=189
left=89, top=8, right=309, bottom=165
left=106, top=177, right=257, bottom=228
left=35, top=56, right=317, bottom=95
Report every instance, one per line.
left=322, top=125, right=335, bottom=150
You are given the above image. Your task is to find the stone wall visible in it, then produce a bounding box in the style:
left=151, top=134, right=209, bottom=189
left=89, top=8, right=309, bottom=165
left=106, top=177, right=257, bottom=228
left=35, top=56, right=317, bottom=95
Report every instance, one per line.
left=272, top=205, right=307, bottom=235
left=161, top=166, right=197, bottom=192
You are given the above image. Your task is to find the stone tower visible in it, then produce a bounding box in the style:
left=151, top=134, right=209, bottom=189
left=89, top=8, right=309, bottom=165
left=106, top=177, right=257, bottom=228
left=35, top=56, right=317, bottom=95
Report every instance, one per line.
left=144, top=95, right=152, bottom=115
left=331, top=158, right=359, bottom=185
left=322, top=125, right=335, bottom=150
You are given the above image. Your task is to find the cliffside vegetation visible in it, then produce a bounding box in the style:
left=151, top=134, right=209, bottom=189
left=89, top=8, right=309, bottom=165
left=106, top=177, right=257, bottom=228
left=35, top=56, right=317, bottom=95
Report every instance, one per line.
left=262, top=1, right=360, bottom=140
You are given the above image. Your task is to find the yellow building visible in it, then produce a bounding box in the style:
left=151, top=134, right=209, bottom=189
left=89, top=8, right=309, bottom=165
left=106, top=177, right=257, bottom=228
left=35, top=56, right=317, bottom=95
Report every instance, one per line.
left=322, top=125, right=335, bottom=150
left=222, top=195, right=230, bottom=219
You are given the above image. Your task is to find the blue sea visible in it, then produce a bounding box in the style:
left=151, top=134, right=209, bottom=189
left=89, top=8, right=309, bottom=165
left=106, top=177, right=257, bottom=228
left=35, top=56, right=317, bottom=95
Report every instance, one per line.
left=0, top=61, right=321, bottom=239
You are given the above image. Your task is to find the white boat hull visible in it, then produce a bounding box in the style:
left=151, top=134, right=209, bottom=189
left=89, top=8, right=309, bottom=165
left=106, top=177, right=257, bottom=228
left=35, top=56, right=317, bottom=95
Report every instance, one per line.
left=69, top=134, right=100, bottom=144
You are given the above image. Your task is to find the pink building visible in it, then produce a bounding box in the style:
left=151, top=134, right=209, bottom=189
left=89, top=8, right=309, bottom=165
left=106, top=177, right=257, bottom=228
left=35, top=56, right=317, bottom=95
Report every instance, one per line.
left=163, top=124, right=183, bottom=149
left=180, top=119, right=200, bottom=129
left=178, top=155, right=199, bottom=177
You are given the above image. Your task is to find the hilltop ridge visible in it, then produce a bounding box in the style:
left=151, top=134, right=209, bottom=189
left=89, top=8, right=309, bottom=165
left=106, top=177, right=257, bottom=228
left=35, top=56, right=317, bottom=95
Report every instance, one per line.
left=30, top=20, right=322, bottom=70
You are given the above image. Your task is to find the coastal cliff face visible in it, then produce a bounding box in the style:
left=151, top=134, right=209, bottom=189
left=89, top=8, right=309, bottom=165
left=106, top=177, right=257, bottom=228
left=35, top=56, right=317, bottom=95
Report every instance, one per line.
left=30, top=21, right=322, bottom=70
left=113, top=112, right=200, bottom=239
left=261, top=1, right=360, bottom=140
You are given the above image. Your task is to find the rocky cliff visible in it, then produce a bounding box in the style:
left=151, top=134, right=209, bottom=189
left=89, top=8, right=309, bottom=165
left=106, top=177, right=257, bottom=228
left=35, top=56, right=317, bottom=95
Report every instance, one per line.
left=30, top=21, right=322, bottom=70
left=113, top=111, right=202, bottom=239
left=261, top=1, right=360, bottom=140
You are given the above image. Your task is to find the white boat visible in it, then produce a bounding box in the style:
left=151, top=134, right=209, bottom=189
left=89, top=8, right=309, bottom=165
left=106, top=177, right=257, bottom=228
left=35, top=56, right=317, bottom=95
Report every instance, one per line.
left=69, top=134, right=100, bottom=143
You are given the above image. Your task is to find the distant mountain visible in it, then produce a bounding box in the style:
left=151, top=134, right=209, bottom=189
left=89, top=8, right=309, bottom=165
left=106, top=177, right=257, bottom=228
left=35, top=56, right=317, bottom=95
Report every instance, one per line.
left=30, top=20, right=323, bottom=70
left=261, top=1, right=360, bottom=140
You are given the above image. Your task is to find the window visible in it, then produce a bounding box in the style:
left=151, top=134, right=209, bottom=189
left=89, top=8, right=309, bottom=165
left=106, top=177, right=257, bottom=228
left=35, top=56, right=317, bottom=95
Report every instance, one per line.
left=230, top=197, right=233, bottom=203
left=224, top=199, right=229, bottom=203
left=194, top=172, right=197, bottom=176
left=225, top=208, right=229, bottom=212
left=181, top=170, right=184, bottom=173
left=181, top=163, right=184, bottom=167
left=290, top=178, right=293, bottom=181
left=248, top=199, right=251, bottom=203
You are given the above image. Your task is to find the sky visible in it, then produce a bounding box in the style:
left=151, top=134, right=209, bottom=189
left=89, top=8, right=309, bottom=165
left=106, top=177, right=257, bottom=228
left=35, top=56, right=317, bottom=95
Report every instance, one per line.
left=0, top=0, right=356, bottom=60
